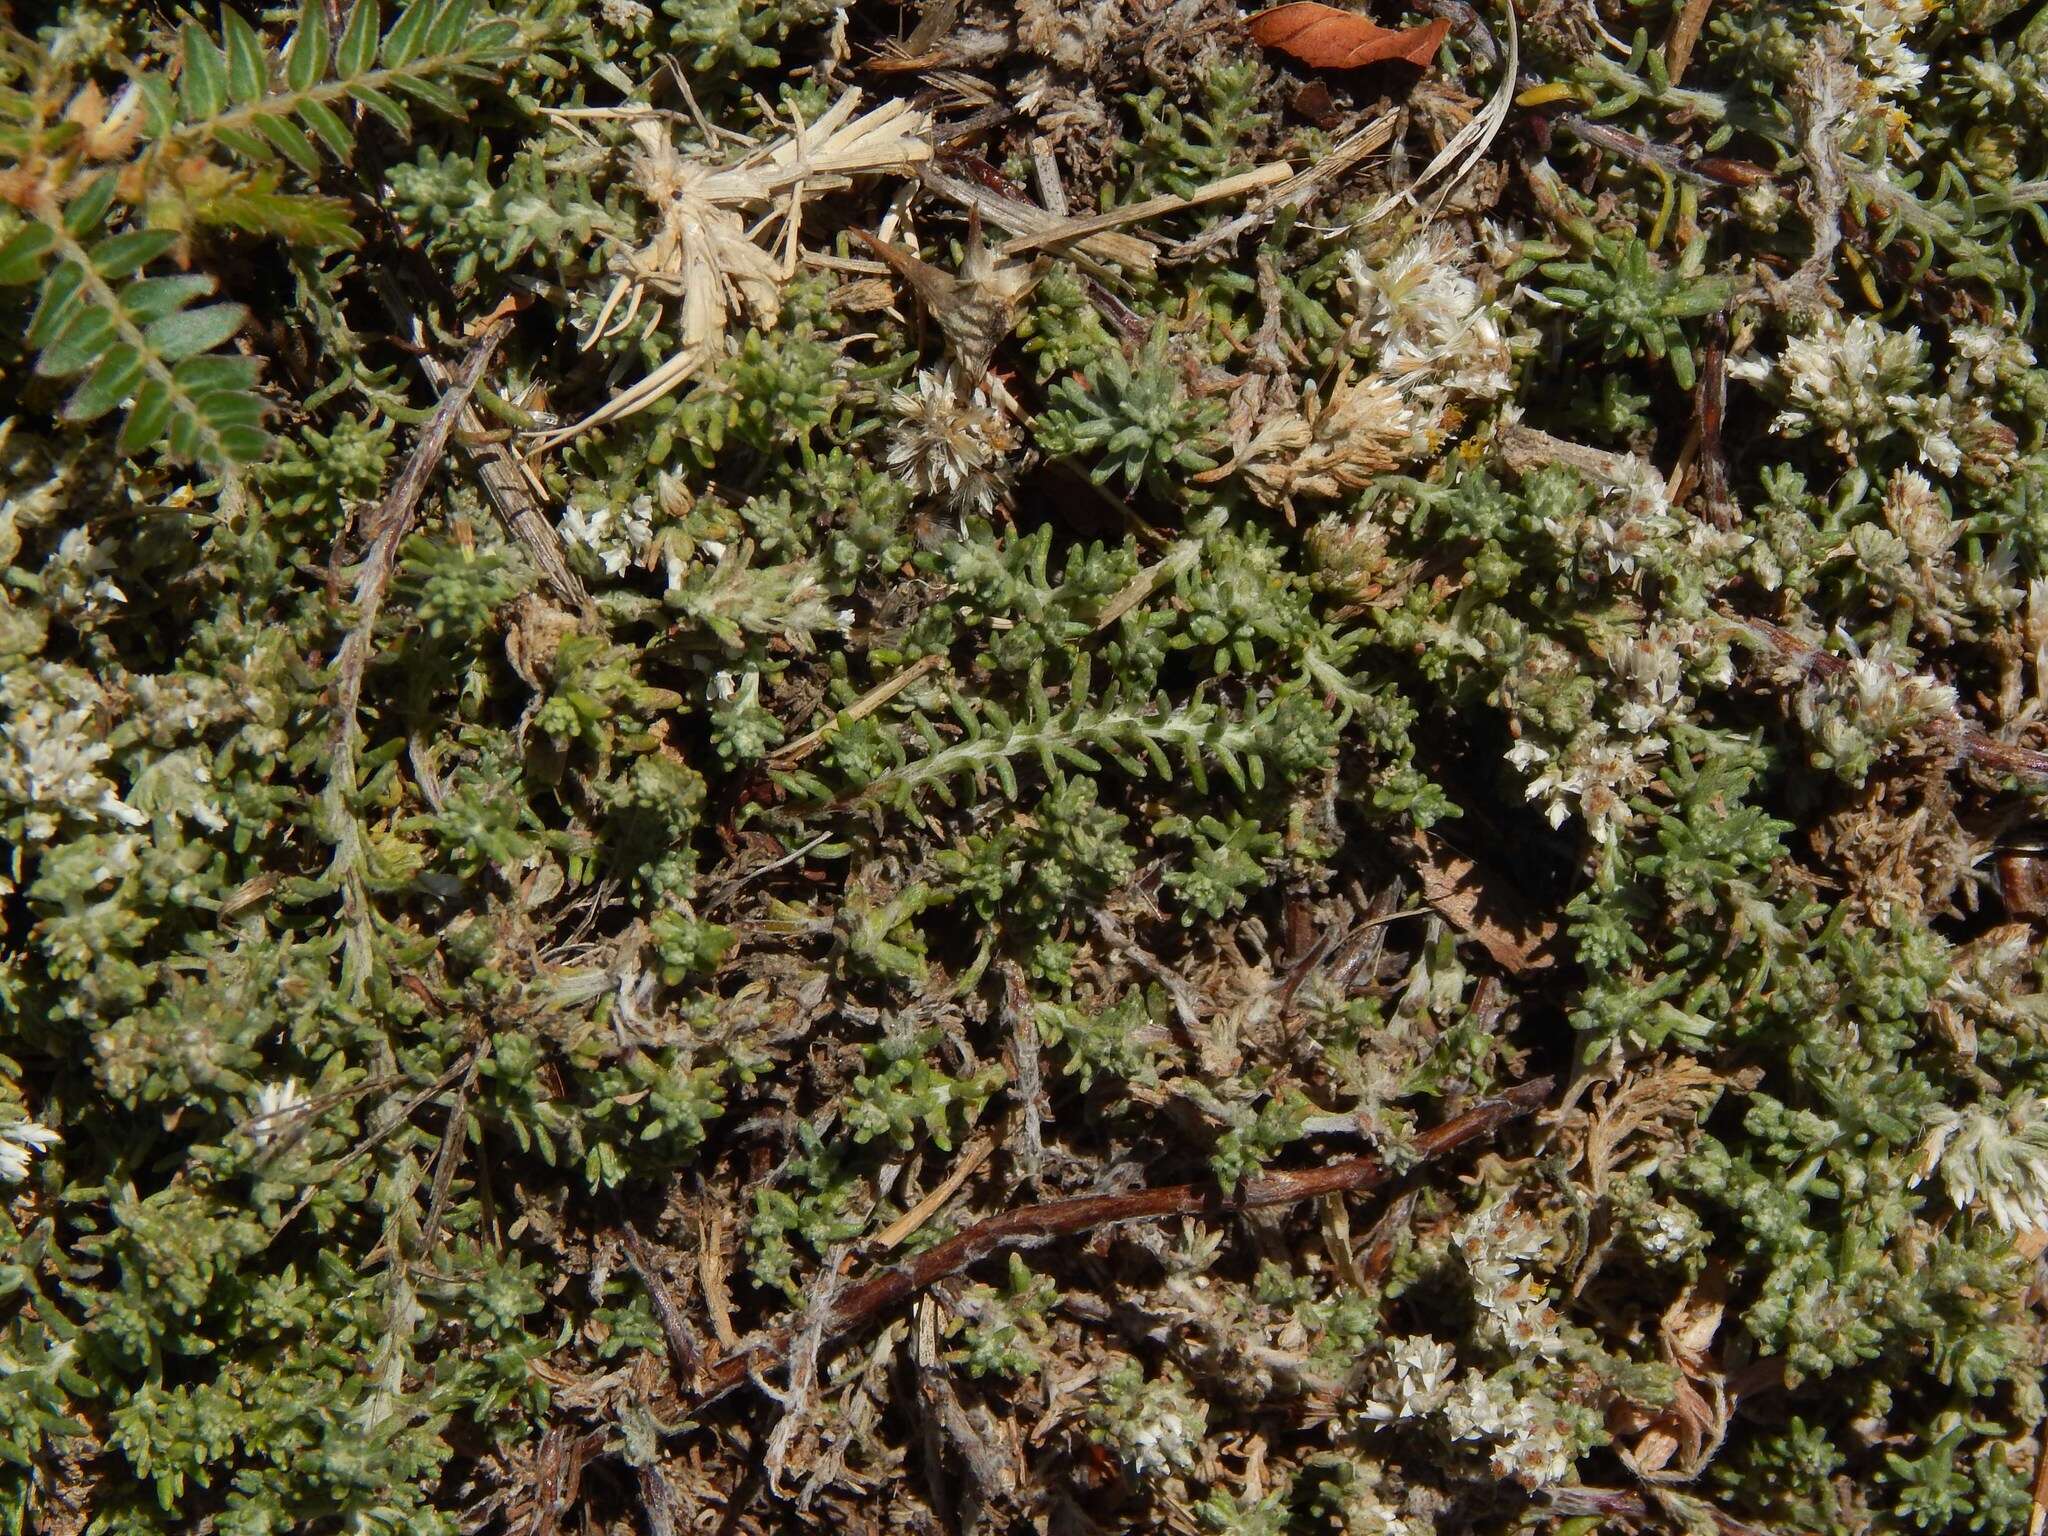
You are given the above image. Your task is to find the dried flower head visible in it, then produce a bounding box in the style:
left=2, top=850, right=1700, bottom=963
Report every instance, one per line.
left=1233, top=370, right=1416, bottom=510
left=884, top=368, right=1021, bottom=515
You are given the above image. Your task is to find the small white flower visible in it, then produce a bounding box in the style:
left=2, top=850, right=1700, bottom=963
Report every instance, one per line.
left=248, top=1079, right=310, bottom=1152
left=559, top=500, right=651, bottom=578
left=0, top=1118, right=60, bottom=1183
left=1360, top=1335, right=1456, bottom=1421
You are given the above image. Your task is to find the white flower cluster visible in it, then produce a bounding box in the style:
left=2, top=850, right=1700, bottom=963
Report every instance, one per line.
left=1506, top=723, right=1658, bottom=846
left=1834, top=0, right=1933, bottom=100
left=0, top=670, right=147, bottom=841
left=0, top=1117, right=60, bottom=1183
left=1632, top=1198, right=1702, bottom=1260
left=247, top=1079, right=310, bottom=1154
left=1610, top=629, right=1687, bottom=737
left=1110, top=1376, right=1206, bottom=1479
left=1358, top=1334, right=1457, bottom=1422
left=44, top=528, right=128, bottom=626
left=1793, top=634, right=1959, bottom=776
left=1440, top=1369, right=1577, bottom=1488
left=559, top=494, right=655, bottom=578
left=1745, top=314, right=2028, bottom=483
left=1915, top=1091, right=2048, bottom=1234
left=1743, top=316, right=1944, bottom=466
left=1454, top=1201, right=1566, bottom=1357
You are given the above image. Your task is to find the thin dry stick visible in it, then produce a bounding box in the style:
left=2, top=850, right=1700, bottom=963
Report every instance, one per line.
left=999, top=162, right=1292, bottom=258
left=418, top=1043, right=488, bottom=1256
left=621, top=1224, right=707, bottom=1391
left=682, top=1078, right=1553, bottom=1414
left=406, top=334, right=593, bottom=614
left=323, top=318, right=509, bottom=983
left=918, top=164, right=1155, bottom=274
left=870, top=1132, right=999, bottom=1251
left=1663, top=0, right=1716, bottom=85
left=1169, top=114, right=1397, bottom=264
left=332, top=318, right=511, bottom=735
left=1359, top=0, right=1519, bottom=231
left=767, top=652, right=945, bottom=770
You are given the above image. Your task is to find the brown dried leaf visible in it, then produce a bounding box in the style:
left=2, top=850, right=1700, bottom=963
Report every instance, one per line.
left=1247, top=3, right=1452, bottom=70
left=1399, top=829, right=1559, bottom=974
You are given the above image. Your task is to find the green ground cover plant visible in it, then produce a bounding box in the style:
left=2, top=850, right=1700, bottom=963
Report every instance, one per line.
left=3, top=0, right=2048, bottom=1532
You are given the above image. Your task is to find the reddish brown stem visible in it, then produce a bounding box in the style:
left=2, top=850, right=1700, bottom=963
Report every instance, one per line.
left=683, top=1077, right=1554, bottom=1414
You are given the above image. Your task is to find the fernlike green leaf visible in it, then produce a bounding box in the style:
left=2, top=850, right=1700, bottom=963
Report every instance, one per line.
left=175, top=354, right=264, bottom=394
left=125, top=274, right=219, bottom=324
left=347, top=83, right=411, bottom=134
left=38, top=305, right=117, bottom=378
left=424, top=0, right=477, bottom=58
left=180, top=23, right=230, bottom=121
left=221, top=8, right=271, bottom=104
left=298, top=98, right=355, bottom=160
left=89, top=230, right=180, bottom=280
left=62, top=170, right=118, bottom=237
left=26, top=261, right=87, bottom=347
left=286, top=0, right=333, bottom=94
left=386, top=73, right=459, bottom=115
left=255, top=114, right=323, bottom=176
left=381, top=0, right=434, bottom=68
left=63, top=344, right=145, bottom=423
left=202, top=186, right=361, bottom=249
left=213, top=126, right=274, bottom=165
left=144, top=302, right=249, bottom=364
left=0, top=224, right=53, bottom=285
left=337, top=0, right=381, bottom=79
left=118, top=379, right=173, bottom=455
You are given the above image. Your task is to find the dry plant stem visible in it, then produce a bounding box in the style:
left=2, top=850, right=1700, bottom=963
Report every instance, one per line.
left=378, top=285, right=593, bottom=615
left=1547, top=1485, right=1772, bottom=1536
left=1169, top=115, right=1397, bottom=264
left=417, top=1043, right=487, bottom=1257
left=1664, top=0, right=1717, bottom=85
left=324, top=318, right=510, bottom=982
left=998, top=163, right=1293, bottom=258
left=918, top=165, right=1154, bottom=274
left=768, top=652, right=944, bottom=768
left=681, top=1078, right=1553, bottom=1414
left=621, top=1224, right=707, bottom=1391
left=1693, top=314, right=1735, bottom=528
left=1359, top=0, right=1518, bottom=229
left=1556, top=113, right=1713, bottom=185
left=331, top=319, right=511, bottom=774
left=870, top=1132, right=998, bottom=1250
